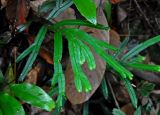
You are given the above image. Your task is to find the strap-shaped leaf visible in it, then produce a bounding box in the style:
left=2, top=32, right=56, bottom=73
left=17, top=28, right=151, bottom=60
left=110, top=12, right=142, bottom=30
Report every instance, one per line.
left=0, top=109, right=2, bottom=115
left=63, top=28, right=133, bottom=80
left=126, top=63, right=160, bottom=72
left=0, top=92, right=25, bottom=115
left=50, top=19, right=109, bottom=30
left=18, top=26, right=47, bottom=81
left=16, top=44, right=35, bottom=63
left=121, top=35, right=160, bottom=61
left=73, top=0, right=97, bottom=24
left=101, top=78, right=108, bottom=100
left=10, top=83, right=55, bottom=111
left=47, top=0, right=73, bottom=20
left=122, top=78, right=137, bottom=108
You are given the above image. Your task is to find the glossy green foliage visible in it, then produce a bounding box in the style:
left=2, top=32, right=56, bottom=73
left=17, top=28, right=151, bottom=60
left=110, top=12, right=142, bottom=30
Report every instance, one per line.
left=0, top=92, right=25, bottom=115
left=73, top=0, right=97, bottom=24
left=121, top=35, right=160, bottom=61
left=17, top=26, right=47, bottom=81
left=10, top=83, right=55, bottom=111
left=112, top=108, right=125, bottom=115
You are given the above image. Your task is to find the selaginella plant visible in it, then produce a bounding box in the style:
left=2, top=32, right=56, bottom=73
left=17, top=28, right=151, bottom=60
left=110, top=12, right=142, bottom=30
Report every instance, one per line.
left=2, top=0, right=160, bottom=114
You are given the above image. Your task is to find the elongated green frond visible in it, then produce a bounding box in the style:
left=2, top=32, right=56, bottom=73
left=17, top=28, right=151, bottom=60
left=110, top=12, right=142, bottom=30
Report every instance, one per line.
left=112, top=108, right=125, bottom=115
left=122, top=78, right=137, bottom=108
left=63, top=28, right=133, bottom=80
left=49, top=19, right=109, bottom=30
left=127, top=63, right=160, bottom=72
left=16, top=44, right=35, bottom=63
left=121, top=35, right=160, bottom=61
left=83, top=101, right=89, bottom=115
left=18, top=26, right=47, bottom=81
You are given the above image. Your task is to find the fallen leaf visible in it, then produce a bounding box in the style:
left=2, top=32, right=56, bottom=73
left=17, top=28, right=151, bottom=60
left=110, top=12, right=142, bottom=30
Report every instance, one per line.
left=65, top=8, right=109, bottom=104
left=121, top=103, right=134, bottom=115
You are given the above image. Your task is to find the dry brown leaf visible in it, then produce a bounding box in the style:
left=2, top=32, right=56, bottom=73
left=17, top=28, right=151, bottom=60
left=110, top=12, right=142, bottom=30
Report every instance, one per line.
left=65, top=8, right=109, bottom=105
left=110, top=0, right=123, bottom=4
left=39, top=47, right=53, bottom=65
left=121, top=103, right=134, bottom=115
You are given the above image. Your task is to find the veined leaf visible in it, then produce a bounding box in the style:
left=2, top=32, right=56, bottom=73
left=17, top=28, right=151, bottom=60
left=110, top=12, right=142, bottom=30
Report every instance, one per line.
left=0, top=92, right=25, bottom=115
left=134, top=106, right=141, bottom=115
left=50, top=19, right=109, bottom=30
left=122, top=78, right=137, bottom=108
left=10, top=83, right=55, bottom=111
left=18, top=26, right=47, bottom=81
left=101, top=78, right=108, bottom=100
left=16, top=44, right=35, bottom=63
left=73, top=0, right=97, bottom=24
left=121, top=35, right=160, bottom=61
left=127, top=63, right=160, bottom=72
left=112, top=108, right=125, bottom=115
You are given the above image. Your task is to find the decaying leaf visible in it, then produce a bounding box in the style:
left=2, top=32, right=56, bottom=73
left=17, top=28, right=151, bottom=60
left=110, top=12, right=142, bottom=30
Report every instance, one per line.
left=65, top=7, right=109, bottom=104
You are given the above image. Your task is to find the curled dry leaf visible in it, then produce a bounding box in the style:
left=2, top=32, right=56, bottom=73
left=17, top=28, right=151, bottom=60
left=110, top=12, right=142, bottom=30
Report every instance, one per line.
left=121, top=103, right=134, bottom=115
left=65, top=8, right=109, bottom=104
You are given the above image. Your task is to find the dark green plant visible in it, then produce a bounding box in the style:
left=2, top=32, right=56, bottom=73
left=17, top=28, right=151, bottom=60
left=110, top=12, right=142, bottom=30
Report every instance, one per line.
left=14, top=0, right=160, bottom=113
left=0, top=69, right=55, bottom=115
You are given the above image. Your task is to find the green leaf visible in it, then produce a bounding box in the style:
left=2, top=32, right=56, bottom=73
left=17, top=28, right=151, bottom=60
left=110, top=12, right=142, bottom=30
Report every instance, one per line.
left=122, top=78, right=137, bottom=108
left=0, top=92, right=25, bottom=115
left=126, top=63, right=160, bottom=72
left=134, top=106, right=141, bottom=115
left=46, top=0, right=73, bottom=20
left=18, top=26, right=47, bottom=81
left=50, top=19, right=109, bottom=30
left=75, top=39, right=96, bottom=70
left=10, top=83, right=55, bottom=111
left=63, top=28, right=117, bottom=51
left=73, top=0, right=97, bottom=24
left=68, top=40, right=92, bottom=92
left=16, top=44, right=35, bottom=63
left=63, top=28, right=133, bottom=80
left=121, top=35, right=160, bottom=61
left=83, top=101, right=89, bottom=115
left=112, top=108, right=125, bottom=115
left=101, top=78, right=108, bottom=100
left=127, top=55, right=145, bottom=64
left=137, top=81, right=155, bottom=97
left=39, top=0, right=56, bottom=13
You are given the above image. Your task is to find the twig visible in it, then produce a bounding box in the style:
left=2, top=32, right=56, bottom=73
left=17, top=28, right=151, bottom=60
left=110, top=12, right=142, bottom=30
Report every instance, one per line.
left=106, top=78, right=120, bottom=109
